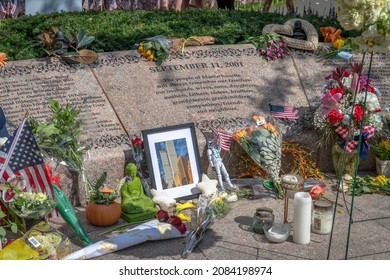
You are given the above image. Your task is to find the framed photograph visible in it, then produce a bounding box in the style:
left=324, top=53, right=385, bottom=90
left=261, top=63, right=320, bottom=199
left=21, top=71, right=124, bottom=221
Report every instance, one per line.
left=142, top=123, right=202, bottom=200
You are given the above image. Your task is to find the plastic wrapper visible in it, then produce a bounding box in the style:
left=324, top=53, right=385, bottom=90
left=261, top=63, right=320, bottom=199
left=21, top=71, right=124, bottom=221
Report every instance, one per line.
left=52, top=184, right=92, bottom=246
left=0, top=239, right=39, bottom=260
left=63, top=219, right=187, bottom=260
left=21, top=221, right=71, bottom=259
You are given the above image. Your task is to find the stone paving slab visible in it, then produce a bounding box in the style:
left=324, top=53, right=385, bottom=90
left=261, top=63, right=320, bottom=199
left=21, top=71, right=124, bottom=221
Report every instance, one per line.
left=47, top=173, right=390, bottom=260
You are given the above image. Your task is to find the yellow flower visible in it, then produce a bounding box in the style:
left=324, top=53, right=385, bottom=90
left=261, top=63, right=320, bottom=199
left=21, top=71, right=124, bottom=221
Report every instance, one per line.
left=263, top=123, right=279, bottom=136
left=215, top=197, right=223, bottom=205
left=233, top=129, right=247, bottom=142
left=333, top=38, right=345, bottom=50
left=0, top=52, right=7, bottom=67
left=176, top=212, right=191, bottom=222
left=146, top=54, right=154, bottom=61
left=373, top=175, right=387, bottom=185
left=175, top=202, right=195, bottom=212
left=367, top=41, right=374, bottom=47
left=145, top=50, right=152, bottom=56
left=383, top=140, right=390, bottom=150
left=138, top=43, right=144, bottom=53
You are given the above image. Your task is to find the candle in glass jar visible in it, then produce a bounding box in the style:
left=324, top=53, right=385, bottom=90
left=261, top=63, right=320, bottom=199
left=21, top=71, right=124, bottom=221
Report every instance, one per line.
left=311, top=200, right=334, bottom=235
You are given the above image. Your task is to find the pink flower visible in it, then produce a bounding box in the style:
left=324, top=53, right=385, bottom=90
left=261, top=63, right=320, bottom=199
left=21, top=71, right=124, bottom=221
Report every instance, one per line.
left=309, top=185, right=325, bottom=200
left=320, top=90, right=343, bottom=116
left=350, top=73, right=360, bottom=93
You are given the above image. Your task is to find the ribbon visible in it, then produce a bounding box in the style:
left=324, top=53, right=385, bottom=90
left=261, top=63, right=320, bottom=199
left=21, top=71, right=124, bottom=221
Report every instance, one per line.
left=339, top=126, right=375, bottom=160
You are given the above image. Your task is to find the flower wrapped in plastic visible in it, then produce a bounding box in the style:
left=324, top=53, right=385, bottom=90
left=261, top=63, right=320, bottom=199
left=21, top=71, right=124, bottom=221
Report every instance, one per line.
left=8, top=191, right=57, bottom=220
left=233, top=115, right=283, bottom=198
left=63, top=219, right=187, bottom=260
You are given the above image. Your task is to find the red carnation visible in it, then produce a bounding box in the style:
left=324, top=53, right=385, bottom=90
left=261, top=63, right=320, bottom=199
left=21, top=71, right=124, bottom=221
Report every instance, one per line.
left=330, top=87, right=344, bottom=96
left=328, top=110, right=344, bottom=124
left=353, top=105, right=363, bottom=122
left=344, top=70, right=351, bottom=77
left=368, top=85, right=375, bottom=93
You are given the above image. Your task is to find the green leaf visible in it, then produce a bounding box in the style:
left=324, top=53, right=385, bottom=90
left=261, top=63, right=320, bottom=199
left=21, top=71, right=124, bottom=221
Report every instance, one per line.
left=10, top=223, right=18, bottom=233
left=77, top=30, right=95, bottom=49
left=0, top=210, right=6, bottom=219
left=0, top=227, right=6, bottom=237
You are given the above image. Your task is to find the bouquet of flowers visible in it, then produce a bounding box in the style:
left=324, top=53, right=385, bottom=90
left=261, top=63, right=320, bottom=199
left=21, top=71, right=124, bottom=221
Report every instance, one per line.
left=8, top=192, right=57, bottom=220
left=336, top=0, right=390, bottom=55
left=313, top=63, right=383, bottom=163
left=233, top=115, right=283, bottom=198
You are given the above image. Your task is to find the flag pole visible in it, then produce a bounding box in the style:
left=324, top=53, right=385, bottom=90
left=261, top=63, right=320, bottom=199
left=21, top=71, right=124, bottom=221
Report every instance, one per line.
left=0, top=118, right=27, bottom=180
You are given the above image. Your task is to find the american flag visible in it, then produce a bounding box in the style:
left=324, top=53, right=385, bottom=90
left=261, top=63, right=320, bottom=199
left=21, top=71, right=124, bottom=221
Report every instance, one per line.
left=269, top=104, right=298, bottom=120
left=212, top=128, right=233, bottom=152
left=0, top=2, right=6, bottom=19
left=0, top=119, right=58, bottom=217
left=5, top=0, right=24, bottom=18
left=108, top=0, right=118, bottom=10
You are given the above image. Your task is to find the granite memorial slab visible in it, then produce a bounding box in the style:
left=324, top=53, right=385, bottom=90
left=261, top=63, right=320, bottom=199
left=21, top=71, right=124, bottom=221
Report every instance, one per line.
left=2, top=44, right=388, bottom=205
left=0, top=58, right=129, bottom=205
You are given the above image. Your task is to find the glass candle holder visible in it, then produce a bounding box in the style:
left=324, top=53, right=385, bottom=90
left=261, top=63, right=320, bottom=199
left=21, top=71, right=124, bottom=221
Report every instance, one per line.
left=311, top=200, right=334, bottom=235
left=252, top=207, right=274, bottom=234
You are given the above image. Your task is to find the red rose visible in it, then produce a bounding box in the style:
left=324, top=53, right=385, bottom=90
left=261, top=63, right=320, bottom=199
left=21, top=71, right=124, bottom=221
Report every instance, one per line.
left=131, top=137, right=143, bottom=148
left=309, top=185, right=325, bottom=200
left=156, top=210, right=169, bottom=222
left=330, top=87, right=344, bottom=96
left=174, top=223, right=187, bottom=234
left=328, top=110, right=344, bottom=124
left=353, top=105, right=363, bottom=122
left=344, top=70, right=351, bottom=77
left=167, top=215, right=182, bottom=227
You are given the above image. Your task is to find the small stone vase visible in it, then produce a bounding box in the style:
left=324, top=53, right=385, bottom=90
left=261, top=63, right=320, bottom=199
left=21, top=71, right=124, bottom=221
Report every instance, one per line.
left=375, top=157, right=390, bottom=177
left=332, top=144, right=360, bottom=176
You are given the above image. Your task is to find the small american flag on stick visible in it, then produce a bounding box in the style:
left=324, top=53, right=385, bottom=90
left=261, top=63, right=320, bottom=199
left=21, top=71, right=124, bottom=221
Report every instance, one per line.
left=269, top=104, right=298, bottom=120
left=212, top=129, right=233, bottom=152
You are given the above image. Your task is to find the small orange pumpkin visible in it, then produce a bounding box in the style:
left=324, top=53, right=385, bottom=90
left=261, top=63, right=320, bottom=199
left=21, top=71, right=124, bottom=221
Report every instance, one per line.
left=85, top=201, right=121, bottom=227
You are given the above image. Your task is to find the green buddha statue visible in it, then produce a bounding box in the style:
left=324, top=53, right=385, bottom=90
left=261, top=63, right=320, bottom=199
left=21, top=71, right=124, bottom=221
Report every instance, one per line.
left=120, top=163, right=157, bottom=223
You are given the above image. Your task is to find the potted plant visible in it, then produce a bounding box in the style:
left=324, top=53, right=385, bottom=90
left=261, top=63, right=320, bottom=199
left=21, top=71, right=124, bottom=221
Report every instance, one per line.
left=371, top=140, right=390, bottom=177
left=85, top=172, right=121, bottom=227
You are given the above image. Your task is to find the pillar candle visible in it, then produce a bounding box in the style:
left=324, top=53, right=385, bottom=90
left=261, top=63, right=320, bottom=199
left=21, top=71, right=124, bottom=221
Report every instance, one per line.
left=293, top=192, right=312, bottom=244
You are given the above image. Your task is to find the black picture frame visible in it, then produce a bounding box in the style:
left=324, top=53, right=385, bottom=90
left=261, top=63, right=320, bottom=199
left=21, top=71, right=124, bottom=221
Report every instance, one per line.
left=142, top=123, right=202, bottom=200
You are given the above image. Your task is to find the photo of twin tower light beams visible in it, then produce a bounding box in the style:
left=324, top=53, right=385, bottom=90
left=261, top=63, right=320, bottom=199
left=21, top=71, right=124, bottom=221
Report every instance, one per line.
left=155, top=138, right=194, bottom=189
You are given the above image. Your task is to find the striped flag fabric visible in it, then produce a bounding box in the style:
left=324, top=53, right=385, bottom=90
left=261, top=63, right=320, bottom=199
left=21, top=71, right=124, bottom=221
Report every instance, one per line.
left=212, top=128, right=233, bottom=152
left=269, top=104, right=298, bottom=120
left=0, top=119, right=58, bottom=217
left=0, top=2, right=6, bottom=19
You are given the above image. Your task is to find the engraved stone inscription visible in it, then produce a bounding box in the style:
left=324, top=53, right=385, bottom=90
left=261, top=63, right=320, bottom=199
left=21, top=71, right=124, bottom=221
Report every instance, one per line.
left=367, top=53, right=390, bottom=108
left=154, top=62, right=255, bottom=114
left=0, top=64, right=125, bottom=147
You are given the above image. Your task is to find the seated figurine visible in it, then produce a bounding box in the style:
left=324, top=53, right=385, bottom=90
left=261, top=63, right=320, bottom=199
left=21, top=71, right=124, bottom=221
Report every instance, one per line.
left=121, top=163, right=157, bottom=223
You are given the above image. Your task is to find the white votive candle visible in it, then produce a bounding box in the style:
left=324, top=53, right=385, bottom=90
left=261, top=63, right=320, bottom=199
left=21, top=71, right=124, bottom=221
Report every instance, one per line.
left=293, top=192, right=312, bottom=245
